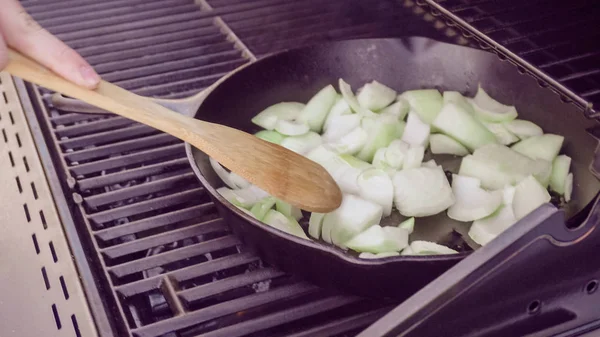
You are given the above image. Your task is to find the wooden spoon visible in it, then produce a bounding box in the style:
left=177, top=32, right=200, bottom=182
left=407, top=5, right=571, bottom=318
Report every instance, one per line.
left=5, top=48, right=342, bottom=213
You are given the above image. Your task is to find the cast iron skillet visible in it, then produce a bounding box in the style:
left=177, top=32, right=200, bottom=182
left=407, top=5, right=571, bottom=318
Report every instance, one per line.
left=53, top=37, right=600, bottom=300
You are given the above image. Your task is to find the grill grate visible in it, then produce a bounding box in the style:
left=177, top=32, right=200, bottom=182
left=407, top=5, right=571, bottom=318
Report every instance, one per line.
left=19, top=0, right=443, bottom=336
left=423, top=0, right=600, bottom=114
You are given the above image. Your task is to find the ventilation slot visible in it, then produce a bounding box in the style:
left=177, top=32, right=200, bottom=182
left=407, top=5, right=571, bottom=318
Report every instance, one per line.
left=23, top=203, right=31, bottom=222
left=23, top=156, right=29, bottom=172
left=40, top=210, right=47, bottom=229
left=15, top=132, right=21, bottom=147
left=49, top=241, right=58, bottom=263
left=2, top=128, right=6, bottom=143
left=41, top=267, right=50, bottom=290
left=8, top=151, right=14, bottom=166
left=15, top=176, right=22, bottom=193
left=31, top=234, right=40, bottom=254
left=71, top=315, right=81, bottom=337
left=31, top=182, right=38, bottom=199
left=59, top=276, right=69, bottom=300
left=8, top=110, right=14, bottom=124
left=51, top=304, right=62, bottom=330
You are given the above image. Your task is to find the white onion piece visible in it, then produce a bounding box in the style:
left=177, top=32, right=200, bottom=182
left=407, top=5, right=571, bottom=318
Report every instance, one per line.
left=469, top=205, right=517, bottom=246
left=403, top=145, right=425, bottom=169
left=565, top=173, right=574, bottom=202
left=430, top=134, right=469, bottom=156
left=447, top=175, right=503, bottom=222
left=443, top=91, right=475, bottom=115
left=469, top=86, right=518, bottom=123
left=512, top=175, right=551, bottom=220
left=432, top=103, right=497, bottom=151
left=251, top=102, right=305, bottom=130
left=398, top=217, right=415, bottom=234
left=209, top=157, right=237, bottom=189
left=216, top=185, right=269, bottom=209
left=275, top=199, right=303, bottom=221
left=402, top=111, right=431, bottom=147
left=550, top=155, right=571, bottom=195
left=263, top=210, right=309, bottom=240
left=482, top=122, right=519, bottom=145
left=275, top=119, right=310, bottom=136
left=322, top=114, right=362, bottom=142
left=323, top=194, right=383, bottom=249
left=511, top=134, right=564, bottom=162
left=308, top=212, right=326, bottom=239
left=408, top=240, right=458, bottom=255
left=280, top=131, right=322, bottom=155
left=422, top=159, right=437, bottom=168
left=250, top=197, right=276, bottom=220
left=339, top=78, right=373, bottom=116
left=392, top=166, right=454, bottom=217
left=345, top=225, right=404, bottom=253
left=359, top=252, right=400, bottom=259
left=379, top=99, right=410, bottom=121
left=326, top=127, right=368, bottom=155
left=323, top=96, right=352, bottom=132
left=356, top=81, right=397, bottom=111
left=356, top=115, right=398, bottom=163
left=254, top=130, right=286, bottom=145
left=357, top=168, right=394, bottom=216
left=504, top=119, right=543, bottom=139
left=398, top=89, right=443, bottom=124
left=229, top=172, right=250, bottom=189
left=297, top=84, right=338, bottom=133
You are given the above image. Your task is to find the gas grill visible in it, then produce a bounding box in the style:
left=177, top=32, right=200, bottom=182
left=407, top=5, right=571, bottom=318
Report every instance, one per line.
left=1, top=0, right=599, bottom=336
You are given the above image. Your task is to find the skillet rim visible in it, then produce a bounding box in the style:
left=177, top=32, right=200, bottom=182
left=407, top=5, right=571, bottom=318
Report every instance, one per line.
left=183, top=35, right=574, bottom=266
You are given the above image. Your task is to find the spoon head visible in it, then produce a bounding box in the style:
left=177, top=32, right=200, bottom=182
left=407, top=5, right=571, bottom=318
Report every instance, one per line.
left=191, top=122, right=343, bottom=213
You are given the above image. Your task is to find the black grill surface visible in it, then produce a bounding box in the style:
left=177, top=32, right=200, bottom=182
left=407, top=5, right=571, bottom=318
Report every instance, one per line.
left=17, top=0, right=600, bottom=336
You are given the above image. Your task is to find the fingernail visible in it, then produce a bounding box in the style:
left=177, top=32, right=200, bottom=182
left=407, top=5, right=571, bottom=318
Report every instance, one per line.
left=79, top=65, right=100, bottom=88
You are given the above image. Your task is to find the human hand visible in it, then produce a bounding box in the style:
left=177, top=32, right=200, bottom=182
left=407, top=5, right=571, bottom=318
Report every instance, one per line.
left=0, top=0, right=100, bottom=89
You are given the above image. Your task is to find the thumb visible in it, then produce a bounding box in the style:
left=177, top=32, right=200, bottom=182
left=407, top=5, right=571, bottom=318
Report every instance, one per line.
left=0, top=3, right=100, bottom=89
left=0, top=33, right=7, bottom=71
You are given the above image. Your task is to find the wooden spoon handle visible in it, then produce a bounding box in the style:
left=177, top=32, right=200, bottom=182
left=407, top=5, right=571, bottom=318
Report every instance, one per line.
left=5, top=48, right=343, bottom=213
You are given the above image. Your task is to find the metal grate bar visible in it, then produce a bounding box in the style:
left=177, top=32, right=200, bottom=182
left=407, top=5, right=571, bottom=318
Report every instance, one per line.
left=54, top=116, right=133, bottom=138
left=131, top=283, right=318, bottom=337
left=94, top=202, right=215, bottom=241
left=58, top=124, right=157, bottom=150
left=87, top=187, right=204, bottom=225
left=77, top=157, right=190, bottom=191
left=49, top=112, right=108, bottom=127
left=84, top=172, right=196, bottom=208
left=64, top=133, right=177, bottom=164
left=115, top=251, right=255, bottom=297
left=68, top=143, right=185, bottom=176
left=200, top=295, right=361, bottom=337
left=108, top=235, right=239, bottom=279
left=178, top=268, right=286, bottom=304
left=286, top=307, right=393, bottom=337
left=101, top=219, right=227, bottom=259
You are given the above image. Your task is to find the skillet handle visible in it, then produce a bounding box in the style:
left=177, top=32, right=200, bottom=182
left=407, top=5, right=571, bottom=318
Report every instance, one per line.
left=51, top=91, right=207, bottom=118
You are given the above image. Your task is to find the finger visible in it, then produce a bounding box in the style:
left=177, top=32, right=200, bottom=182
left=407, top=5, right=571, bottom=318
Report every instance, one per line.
left=0, top=33, right=7, bottom=71
left=0, top=2, right=100, bottom=89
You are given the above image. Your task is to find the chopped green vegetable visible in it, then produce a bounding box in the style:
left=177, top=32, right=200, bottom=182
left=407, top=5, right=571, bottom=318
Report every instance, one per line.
left=430, top=134, right=470, bottom=156
left=432, top=103, right=497, bottom=151
left=297, top=84, right=338, bottom=133
left=357, top=81, right=397, bottom=111
left=511, top=134, right=564, bottom=162
left=399, top=89, right=443, bottom=124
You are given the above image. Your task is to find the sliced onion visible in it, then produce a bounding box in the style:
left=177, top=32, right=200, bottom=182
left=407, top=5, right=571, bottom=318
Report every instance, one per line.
left=229, top=172, right=250, bottom=189
left=254, top=130, right=286, bottom=145
left=210, top=157, right=237, bottom=189
left=422, top=159, right=437, bottom=168
left=447, top=175, right=503, bottom=222
left=308, top=212, right=326, bottom=239
left=325, top=127, right=368, bottom=155
left=482, top=121, right=519, bottom=145
left=339, top=78, right=373, bottom=116
left=392, top=166, right=454, bottom=217
left=549, top=155, right=571, bottom=195
left=468, top=86, right=518, bottom=123
left=380, top=99, right=409, bottom=121
left=398, top=217, right=415, bottom=234
left=432, top=103, right=497, bottom=151
left=403, top=145, right=425, bottom=169
left=263, top=209, right=309, bottom=240
left=356, top=81, right=397, bottom=111
left=323, top=194, right=383, bottom=249
left=356, top=115, right=398, bottom=163
left=503, top=119, right=543, bottom=139
left=430, top=134, right=469, bottom=156
left=407, top=240, right=458, bottom=255
left=512, top=175, right=551, bottom=220
left=280, top=131, right=322, bottom=155
left=401, top=111, right=431, bottom=147
left=322, top=114, right=361, bottom=142
left=565, top=173, right=573, bottom=202
left=297, top=84, right=338, bottom=133
left=250, top=196, right=276, bottom=220
left=275, top=119, right=310, bottom=136
left=345, top=225, right=404, bottom=253
left=443, top=91, right=475, bottom=115
left=323, top=96, right=352, bottom=132
left=511, top=134, right=564, bottom=162
left=398, top=89, right=443, bottom=124
left=469, top=205, right=517, bottom=246
left=251, top=102, right=305, bottom=130
left=359, top=252, right=400, bottom=259
left=357, top=168, right=394, bottom=216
